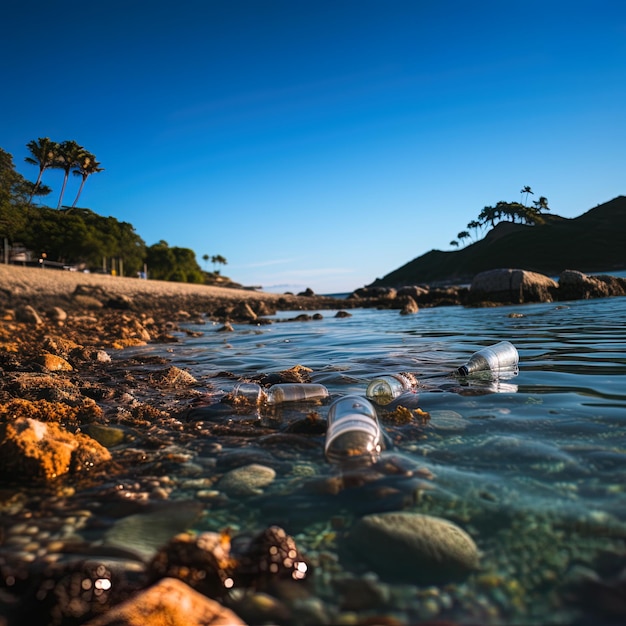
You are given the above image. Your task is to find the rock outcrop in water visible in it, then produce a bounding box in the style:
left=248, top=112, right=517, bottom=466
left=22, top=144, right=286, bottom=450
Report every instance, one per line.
left=466, top=269, right=558, bottom=304
left=350, top=268, right=626, bottom=308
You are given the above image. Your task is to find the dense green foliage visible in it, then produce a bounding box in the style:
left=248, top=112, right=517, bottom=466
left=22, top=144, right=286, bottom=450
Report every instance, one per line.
left=0, top=144, right=216, bottom=283
left=146, top=241, right=204, bottom=283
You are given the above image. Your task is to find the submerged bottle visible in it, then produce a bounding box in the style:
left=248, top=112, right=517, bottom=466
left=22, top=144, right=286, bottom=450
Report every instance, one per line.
left=456, top=341, right=519, bottom=377
left=366, top=372, right=418, bottom=405
left=324, top=395, right=382, bottom=466
left=231, top=382, right=329, bottom=405
left=265, top=383, right=329, bottom=404
left=231, top=382, right=265, bottom=404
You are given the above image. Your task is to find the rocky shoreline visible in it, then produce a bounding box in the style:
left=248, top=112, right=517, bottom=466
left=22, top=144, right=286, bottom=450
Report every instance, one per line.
left=0, top=266, right=358, bottom=625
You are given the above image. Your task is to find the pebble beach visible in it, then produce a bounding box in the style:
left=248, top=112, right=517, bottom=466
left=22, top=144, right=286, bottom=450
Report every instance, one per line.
left=0, top=265, right=350, bottom=625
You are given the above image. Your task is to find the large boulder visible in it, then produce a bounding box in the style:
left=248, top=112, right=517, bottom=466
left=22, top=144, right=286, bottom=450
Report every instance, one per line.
left=350, top=286, right=397, bottom=301
left=468, top=269, right=557, bottom=304
left=399, top=296, right=419, bottom=315
left=558, top=270, right=626, bottom=301
left=397, top=285, right=429, bottom=299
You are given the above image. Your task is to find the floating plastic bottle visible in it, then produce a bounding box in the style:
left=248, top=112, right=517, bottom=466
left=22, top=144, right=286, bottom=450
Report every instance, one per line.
left=456, top=341, right=519, bottom=377
left=366, top=372, right=418, bottom=405
left=265, top=383, right=329, bottom=404
left=324, top=395, right=382, bottom=466
left=231, top=382, right=329, bottom=405
left=231, top=382, right=265, bottom=404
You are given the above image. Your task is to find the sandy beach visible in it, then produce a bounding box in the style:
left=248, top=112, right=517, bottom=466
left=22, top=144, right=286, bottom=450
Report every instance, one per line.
left=0, top=264, right=293, bottom=305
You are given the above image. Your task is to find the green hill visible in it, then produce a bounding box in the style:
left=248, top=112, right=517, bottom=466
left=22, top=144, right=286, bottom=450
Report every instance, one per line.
left=370, top=196, right=626, bottom=287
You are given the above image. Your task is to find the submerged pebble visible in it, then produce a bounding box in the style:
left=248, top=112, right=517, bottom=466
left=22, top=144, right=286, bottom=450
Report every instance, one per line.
left=347, top=511, right=480, bottom=585
left=216, top=463, right=277, bottom=496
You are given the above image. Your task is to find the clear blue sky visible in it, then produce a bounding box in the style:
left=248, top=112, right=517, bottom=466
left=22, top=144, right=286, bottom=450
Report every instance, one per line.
left=2, top=1, right=625, bottom=294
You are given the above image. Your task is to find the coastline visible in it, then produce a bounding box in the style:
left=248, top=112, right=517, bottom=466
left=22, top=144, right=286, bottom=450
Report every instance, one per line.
left=1, top=264, right=295, bottom=305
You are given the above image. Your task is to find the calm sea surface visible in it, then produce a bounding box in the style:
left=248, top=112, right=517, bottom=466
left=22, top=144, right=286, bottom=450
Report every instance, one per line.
left=153, top=292, right=626, bottom=624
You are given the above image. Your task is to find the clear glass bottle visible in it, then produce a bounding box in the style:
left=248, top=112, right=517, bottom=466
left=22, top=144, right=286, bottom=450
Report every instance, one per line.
left=265, top=383, right=329, bottom=404
left=231, top=382, right=265, bottom=404
left=456, top=341, right=519, bottom=376
left=231, top=382, right=329, bottom=405
left=324, top=395, right=382, bottom=466
left=366, top=372, right=417, bottom=405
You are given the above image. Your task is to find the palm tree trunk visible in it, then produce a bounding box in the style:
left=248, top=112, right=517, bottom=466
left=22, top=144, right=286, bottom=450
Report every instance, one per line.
left=71, top=176, right=87, bottom=208
left=57, top=173, right=69, bottom=209
left=28, top=170, right=44, bottom=204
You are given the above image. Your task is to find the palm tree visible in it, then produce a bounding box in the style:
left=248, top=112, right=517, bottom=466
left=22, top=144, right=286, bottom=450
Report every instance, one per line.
left=211, top=254, right=227, bottom=273
left=71, top=152, right=104, bottom=207
left=533, top=196, right=549, bottom=212
left=520, top=185, right=533, bottom=206
left=466, top=219, right=482, bottom=241
left=24, top=137, right=59, bottom=204
left=54, top=140, right=87, bottom=208
left=478, top=205, right=498, bottom=227
left=202, top=254, right=210, bottom=270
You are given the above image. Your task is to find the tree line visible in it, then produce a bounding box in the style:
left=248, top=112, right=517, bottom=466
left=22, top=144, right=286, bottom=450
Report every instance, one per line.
left=0, top=142, right=227, bottom=283
left=450, top=186, right=551, bottom=248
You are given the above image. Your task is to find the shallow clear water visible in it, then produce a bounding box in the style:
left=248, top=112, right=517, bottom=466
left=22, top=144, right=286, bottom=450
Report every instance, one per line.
left=176, top=297, right=626, bottom=512
left=168, top=296, right=626, bottom=623
left=4, top=295, right=626, bottom=625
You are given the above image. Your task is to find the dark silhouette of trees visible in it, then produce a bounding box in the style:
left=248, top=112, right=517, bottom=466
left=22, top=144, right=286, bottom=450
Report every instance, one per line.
left=520, top=185, right=534, bottom=206
left=458, top=187, right=552, bottom=246
left=457, top=230, right=470, bottom=247
left=533, top=196, right=549, bottom=212
left=466, top=219, right=482, bottom=241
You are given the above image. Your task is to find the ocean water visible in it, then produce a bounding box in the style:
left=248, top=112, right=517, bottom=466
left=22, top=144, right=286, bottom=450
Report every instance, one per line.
left=3, top=294, right=626, bottom=625
left=158, top=294, right=626, bottom=625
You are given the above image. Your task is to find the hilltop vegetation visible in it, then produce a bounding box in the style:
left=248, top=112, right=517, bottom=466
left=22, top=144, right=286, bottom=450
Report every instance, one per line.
left=0, top=141, right=230, bottom=284
left=371, top=195, right=626, bottom=287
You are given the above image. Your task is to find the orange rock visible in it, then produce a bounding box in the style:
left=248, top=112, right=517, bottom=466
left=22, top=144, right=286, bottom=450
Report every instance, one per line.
left=0, top=417, right=111, bottom=482
left=37, top=353, right=73, bottom=371
left=112, top=337, right=147, bottom=350
left=0, top=398, right=103, bottom=426
left=83, top=577, right=247, bottom=626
